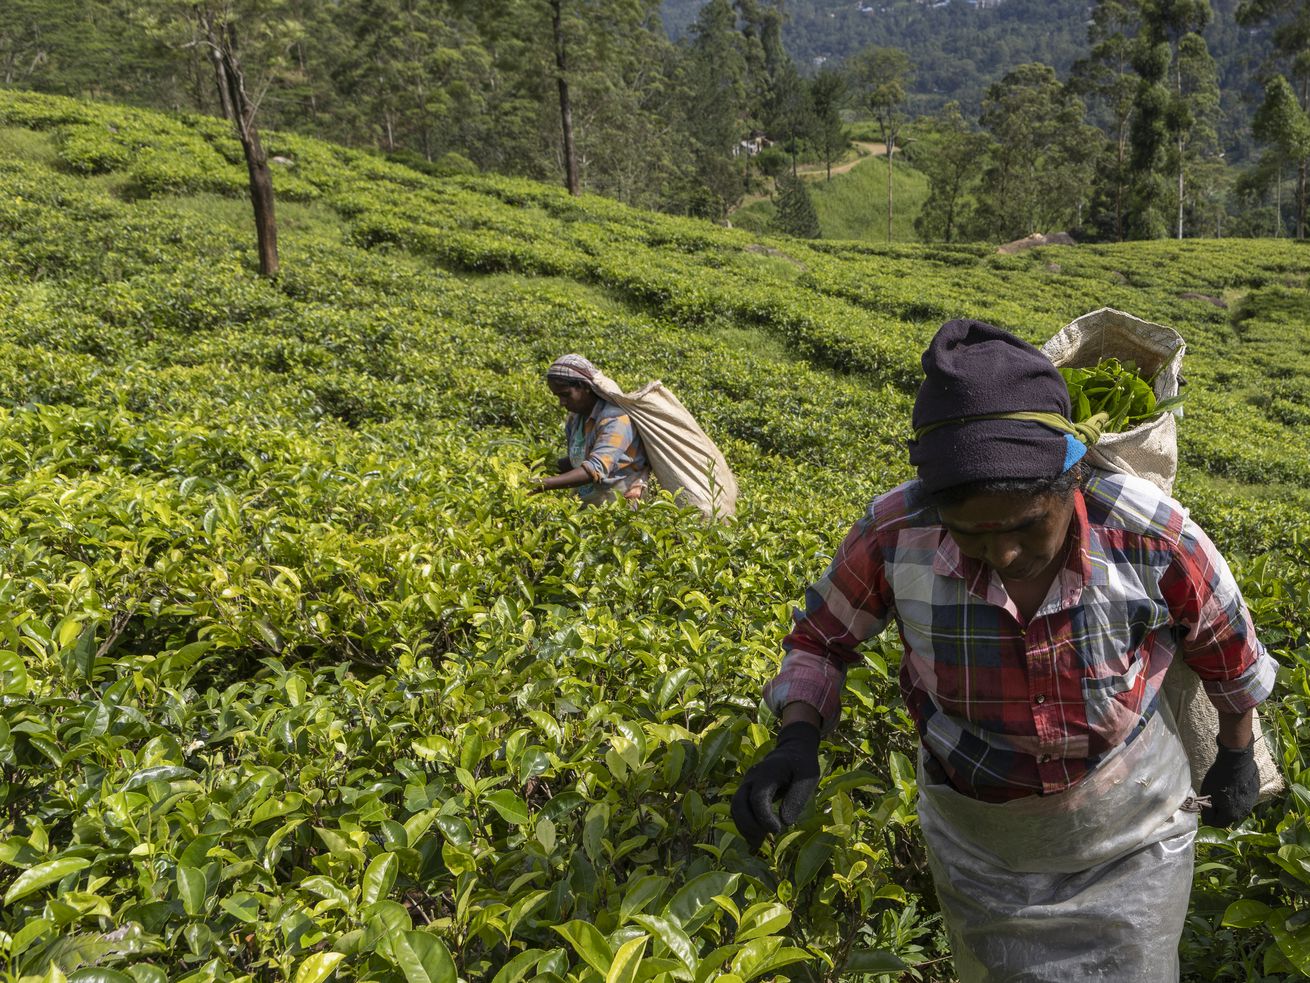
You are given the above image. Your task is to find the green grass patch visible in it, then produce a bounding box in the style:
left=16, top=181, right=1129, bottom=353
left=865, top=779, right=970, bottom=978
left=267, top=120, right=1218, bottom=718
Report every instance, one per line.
left=732, top=154, right=930, bottom=243
left=0, top=125, right=56, bottom=163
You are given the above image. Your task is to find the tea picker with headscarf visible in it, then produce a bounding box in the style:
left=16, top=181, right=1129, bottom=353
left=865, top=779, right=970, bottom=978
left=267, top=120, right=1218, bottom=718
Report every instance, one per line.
left=732, top=320, right=1275, bottom=980
left=533, top=354, right=650, bottom=505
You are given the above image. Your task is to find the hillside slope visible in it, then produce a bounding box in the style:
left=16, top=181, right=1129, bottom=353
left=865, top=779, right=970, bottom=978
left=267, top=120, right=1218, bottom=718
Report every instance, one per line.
left=731, top=151, right=930, bottom=243
left=2, top=90, right=1310, bottom=981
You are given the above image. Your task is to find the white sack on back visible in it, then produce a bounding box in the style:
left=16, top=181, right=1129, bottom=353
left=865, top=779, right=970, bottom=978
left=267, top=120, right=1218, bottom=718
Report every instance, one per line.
left=590, top=371, right=738, bottom=520
left=1041, top=307, right=1185, bottom=495
left=1042, top=308, right=1282, bottom=802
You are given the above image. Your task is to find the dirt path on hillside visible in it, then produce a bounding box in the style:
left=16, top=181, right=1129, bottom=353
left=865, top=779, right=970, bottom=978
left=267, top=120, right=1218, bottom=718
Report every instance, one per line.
left=729, top=141, right=889, bottom=214
left=798, top=141, right=886, bottom=178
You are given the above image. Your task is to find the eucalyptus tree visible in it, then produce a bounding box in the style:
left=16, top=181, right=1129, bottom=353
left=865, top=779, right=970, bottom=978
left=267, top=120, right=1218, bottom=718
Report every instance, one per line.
left=1128, top=0, right=1218, bottom=239
left=849, top=45, right=913, bottom=242
left=810, top=69, right=849, bottom=181
left=676, top=0, right=750, bottom=217
left=1070, top=0, right=1144, bottom=239
left=1238, top=0, right=1310, bottom=236
left=735, top=0, right=786, bottom=115
left=477, top=0, right=671, bottom=199
left=136, top=0, right=306, bottom=276
left=1252, top=74, right=1310, bottom=234
left=1, top=0, right=191, bottom=106
left=328, top=0, right=489, bottom=162
left=912, top=101, right=988, bottom=243
left=1169, top=28, right=1221, bottom=237
left=970, top=63, right=1098, bottom=242
left=769, top=62, right=812, bottom=177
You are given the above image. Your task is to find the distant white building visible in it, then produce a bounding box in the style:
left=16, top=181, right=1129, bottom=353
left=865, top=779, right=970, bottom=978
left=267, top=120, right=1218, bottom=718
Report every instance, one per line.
left=733, top=132, right=773, bottom=157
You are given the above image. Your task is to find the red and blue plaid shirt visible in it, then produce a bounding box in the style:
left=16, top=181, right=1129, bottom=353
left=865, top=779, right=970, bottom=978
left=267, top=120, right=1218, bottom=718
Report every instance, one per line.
left=766, top=470, right=1277, bottom=801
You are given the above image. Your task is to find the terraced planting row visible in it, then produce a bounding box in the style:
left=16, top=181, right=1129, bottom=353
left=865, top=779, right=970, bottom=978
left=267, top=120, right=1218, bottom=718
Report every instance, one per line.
left=0, top=91, right=1308, bottom=980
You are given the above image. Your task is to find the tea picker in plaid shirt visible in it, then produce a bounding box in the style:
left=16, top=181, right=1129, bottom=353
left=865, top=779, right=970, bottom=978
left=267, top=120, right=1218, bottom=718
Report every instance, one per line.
left=531, top=354, right=649, bottom=505
left=732, top=320, right=1276, bottom=981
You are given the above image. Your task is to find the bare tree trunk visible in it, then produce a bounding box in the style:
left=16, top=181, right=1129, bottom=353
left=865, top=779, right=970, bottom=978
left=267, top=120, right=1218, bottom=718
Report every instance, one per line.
left=1299, top=157, right=1307, bottom=240
left=886, top=136, right=894, bottom=242
left=297, top=42, right=317, bottom=116
left=1115, top=122, right=1127, bottom=242
left=1301, top=81, right=1310, bottom=239
left=209, top=45, right=234, bottom=121
left=189, top=42, right=206, bottom=112
left=1177, top=135, right=1185, bottom=240
left=1275, top=164, right=1282, bottom=237
left=210, top=17, right=279, bottom=277
left=550, top=0, right=580, bottom=196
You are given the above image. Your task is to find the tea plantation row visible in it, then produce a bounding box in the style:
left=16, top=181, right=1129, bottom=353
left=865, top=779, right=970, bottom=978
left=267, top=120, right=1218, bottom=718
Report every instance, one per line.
left=0, top=91, right=1309, bottom=982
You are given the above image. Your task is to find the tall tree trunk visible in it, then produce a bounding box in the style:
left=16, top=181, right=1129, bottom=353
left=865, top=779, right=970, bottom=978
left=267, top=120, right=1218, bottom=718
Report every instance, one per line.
left=1302, top=79, right=1310, bottom=238
left=1275, top=164, right=1282, bottom=237
left=209, top=45, right=234, bottom=121
left=1177, top=134, right=1184, bottom=239
left=1115, top=121, right=1127, bottom=242
left=886, top=137, right=894, bottom=242
left=211, top=18, right=279, bottom=277
left=297, top=42, right=317, bottom=116
left=550, top=0, right=580, bottom=196
left=1298, top=157, right=1307, bottom=240
left=189, top=43, right=206, bottom=113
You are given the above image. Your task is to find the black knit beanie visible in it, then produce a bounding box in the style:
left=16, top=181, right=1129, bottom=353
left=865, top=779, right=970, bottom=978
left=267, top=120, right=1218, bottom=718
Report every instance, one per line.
left=909, top=319, right=1081, bottom=495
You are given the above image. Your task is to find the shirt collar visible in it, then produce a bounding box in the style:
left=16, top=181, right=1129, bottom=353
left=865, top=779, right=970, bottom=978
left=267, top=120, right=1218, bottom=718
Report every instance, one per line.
left=568, top=400, right=607, bottom=429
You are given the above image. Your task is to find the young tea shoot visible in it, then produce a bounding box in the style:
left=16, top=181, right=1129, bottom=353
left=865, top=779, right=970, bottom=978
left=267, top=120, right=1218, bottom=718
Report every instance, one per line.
left=1060, top=357, right=1185, bottom=433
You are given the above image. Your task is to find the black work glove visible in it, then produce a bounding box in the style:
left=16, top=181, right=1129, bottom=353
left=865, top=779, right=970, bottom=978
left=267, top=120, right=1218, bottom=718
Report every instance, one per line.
left=730, top=721, right=821, bottom=851
left=1199, top=737, right=1259, bottom=827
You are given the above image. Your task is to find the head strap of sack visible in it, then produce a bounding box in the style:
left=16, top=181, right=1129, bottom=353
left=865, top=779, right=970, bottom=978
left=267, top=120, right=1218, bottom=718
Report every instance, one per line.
left=914, top=410, right=1108, bottom=448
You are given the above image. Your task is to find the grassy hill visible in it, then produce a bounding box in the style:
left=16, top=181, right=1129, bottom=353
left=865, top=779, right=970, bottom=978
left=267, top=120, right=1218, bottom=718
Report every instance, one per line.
left=2, top=89, right=1310, bottom=981
left=731, top=151, right=930, bottom=243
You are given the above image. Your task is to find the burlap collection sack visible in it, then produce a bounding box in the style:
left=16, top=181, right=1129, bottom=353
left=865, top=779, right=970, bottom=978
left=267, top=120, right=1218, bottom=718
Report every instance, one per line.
left=1041, top=308, right=1283, bottom=801
left=590, top=372, right=738, bottom=520
left=1042, top=308, right=1186, bottom=494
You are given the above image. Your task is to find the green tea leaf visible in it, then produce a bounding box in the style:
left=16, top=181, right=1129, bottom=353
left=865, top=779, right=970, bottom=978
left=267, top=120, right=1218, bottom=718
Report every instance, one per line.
left=605, top=934, right=648, bottom=983
left=1222, top=899, right=1273, bottom=929
left=553, top=919, right=614, bottom=976
left=389, top=930, right=457, bottom=983
left=362, top=851, right=399, bottom=906
left=735, top=902, right=791, bottom=942
left=4, top=856, right=91, bottom=905
left=489, top=948, right=548, bottom=983
left=176, top=865, right=206, bottom=917
left=293, top=953, right=345, bottom=983
left=484, top=790, right=530, bottom=825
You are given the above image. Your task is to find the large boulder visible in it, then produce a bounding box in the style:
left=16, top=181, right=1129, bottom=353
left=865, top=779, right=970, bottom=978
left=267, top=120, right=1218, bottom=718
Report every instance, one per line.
left=996, top=231, right=1076, bottom=255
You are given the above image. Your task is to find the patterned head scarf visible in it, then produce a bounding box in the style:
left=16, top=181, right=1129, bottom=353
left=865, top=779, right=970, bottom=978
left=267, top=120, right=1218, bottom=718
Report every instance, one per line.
left=546, top=354, right=597, bottom=389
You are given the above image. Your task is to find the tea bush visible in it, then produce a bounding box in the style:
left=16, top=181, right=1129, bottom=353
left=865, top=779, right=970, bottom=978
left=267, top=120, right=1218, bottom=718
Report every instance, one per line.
left=0, top=89, right=1309, bottom=981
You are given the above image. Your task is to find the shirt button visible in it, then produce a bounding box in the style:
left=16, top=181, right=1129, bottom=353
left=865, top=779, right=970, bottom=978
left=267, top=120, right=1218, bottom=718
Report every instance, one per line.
left=1035, top=694, right=1046, bottom=704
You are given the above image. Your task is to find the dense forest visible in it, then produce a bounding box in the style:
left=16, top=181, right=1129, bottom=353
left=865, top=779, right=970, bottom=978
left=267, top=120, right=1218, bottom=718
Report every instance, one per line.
left=2, top=0, right=1308, bottom=241
left=667, top=0, right=1271, bottom=149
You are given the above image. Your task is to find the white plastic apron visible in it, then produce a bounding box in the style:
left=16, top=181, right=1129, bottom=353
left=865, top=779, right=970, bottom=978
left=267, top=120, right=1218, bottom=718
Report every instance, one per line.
left=917, top=705, right=1197, bottom=982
